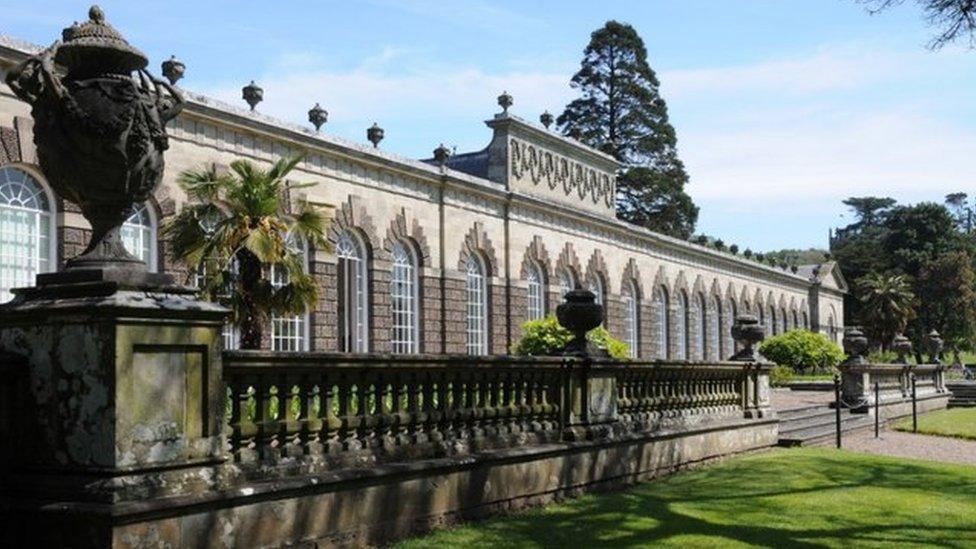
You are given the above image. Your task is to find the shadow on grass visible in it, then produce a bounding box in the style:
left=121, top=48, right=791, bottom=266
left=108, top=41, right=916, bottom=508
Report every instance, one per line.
left=394, top=449, right=976, bottom=548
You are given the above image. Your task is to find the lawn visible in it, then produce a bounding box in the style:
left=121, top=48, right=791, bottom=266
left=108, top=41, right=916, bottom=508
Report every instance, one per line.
left=894, top=408, right=976, bottom=441
left=394, top=448, right=976, bottom=548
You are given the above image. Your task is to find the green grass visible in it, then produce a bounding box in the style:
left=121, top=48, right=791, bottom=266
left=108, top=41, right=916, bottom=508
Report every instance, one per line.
left=394, top=449, right=976, bottom=548
left=894, top=408, right=976, bottom=441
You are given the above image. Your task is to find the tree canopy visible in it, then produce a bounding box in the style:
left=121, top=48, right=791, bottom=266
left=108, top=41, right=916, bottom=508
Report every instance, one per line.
left=559, top=20, right=698, bottom=239
left=859, top=0, right=976, bottom=49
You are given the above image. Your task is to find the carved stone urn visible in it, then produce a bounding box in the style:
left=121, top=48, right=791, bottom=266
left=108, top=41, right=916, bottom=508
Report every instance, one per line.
left=5, top=5, right=183, bottom=276
left=925, top=330, right=944, bottom=364
left=892, top=334, right=912, bottom=364
left=843, top=327, right=869, bottom=365
left=730, top=314, right=764, bottom=361
left=556, top=289, right=606, bottom=357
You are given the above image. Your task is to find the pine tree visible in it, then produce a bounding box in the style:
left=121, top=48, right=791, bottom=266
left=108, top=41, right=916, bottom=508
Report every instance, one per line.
left=558, top=20, right=698, bottom=238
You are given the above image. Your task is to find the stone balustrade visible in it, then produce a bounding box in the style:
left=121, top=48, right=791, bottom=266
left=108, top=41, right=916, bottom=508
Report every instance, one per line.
left=839, top=361, right=948, bottom=415
left=222, top=352, right=773, bottom=471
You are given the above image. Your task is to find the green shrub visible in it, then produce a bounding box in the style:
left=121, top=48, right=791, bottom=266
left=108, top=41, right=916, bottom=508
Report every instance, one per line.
left=513, top=316, right=630, bottom=360
left=758, top=329, right=844, bottom=373
left=867, top=350, right=900, bottom=364
left=770, top=365, right=795, bottom=387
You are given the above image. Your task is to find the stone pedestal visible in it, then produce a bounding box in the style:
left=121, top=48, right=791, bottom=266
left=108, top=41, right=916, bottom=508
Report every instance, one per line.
left=0, top=271, right=227, bottom=544
left=563, top=362, right=619, bottom=441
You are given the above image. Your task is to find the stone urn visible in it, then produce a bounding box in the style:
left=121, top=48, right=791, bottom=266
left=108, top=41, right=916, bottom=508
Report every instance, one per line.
left=556, top=289, right=606, bottom=357
left=5, top=5, right=183, bottom=274
left=925, top=330, right=944, bottom=364
left=843, top=327, right=869, bottom=365
left=892, top=334, right=912, bottom=364
left=730, top=314, right=765, bottom=361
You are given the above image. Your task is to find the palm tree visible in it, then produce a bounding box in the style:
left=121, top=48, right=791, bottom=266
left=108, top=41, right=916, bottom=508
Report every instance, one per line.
left=163, top=155, right=330, bottom=349
left=856, top=272, right=916, bottom=351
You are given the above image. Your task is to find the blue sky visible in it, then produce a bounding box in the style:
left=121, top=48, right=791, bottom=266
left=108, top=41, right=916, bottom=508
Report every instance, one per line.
left=3, top=1, right=974, bottom=252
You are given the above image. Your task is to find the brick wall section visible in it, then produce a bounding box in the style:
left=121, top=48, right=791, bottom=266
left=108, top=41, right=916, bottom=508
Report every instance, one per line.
left=490, top=281, right=508, bottom=355
left=508, top=285, right=528, bottom=347
left=420, top=274, right=441, bottom=354
left=369, top=263, right=392, bottom=353
left=443, top=275, right=467, bottom=354
left=310, top=261, right=337, bottom=352
left=0, top=126, right=20, bottom=164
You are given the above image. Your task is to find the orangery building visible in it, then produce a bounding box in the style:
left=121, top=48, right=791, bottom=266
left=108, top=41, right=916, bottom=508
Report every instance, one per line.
left=0, top=35, right=847, bottom=358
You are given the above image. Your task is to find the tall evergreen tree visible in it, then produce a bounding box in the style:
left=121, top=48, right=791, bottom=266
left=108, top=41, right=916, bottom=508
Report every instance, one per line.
left=558, top=20, right=698, bottom=238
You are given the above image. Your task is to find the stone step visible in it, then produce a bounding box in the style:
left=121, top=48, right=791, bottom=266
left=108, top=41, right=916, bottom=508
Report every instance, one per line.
left=778, top=404, right=836, bottom=421
left=778, top=416, right=875, bottom=447
left=779, top=413, right=869, bottom=437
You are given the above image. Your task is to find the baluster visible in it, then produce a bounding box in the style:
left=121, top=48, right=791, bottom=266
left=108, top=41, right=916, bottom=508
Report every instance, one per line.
left=338, top=373, right=356, bottom=452
left=228, top=376, right=247, bottom=463
left=254, top=377, right=274, bottom=461
left=320, top=373, right=339, bottom=455
left=392, top=370, right=408, bottom=449
left=278, top=370, right=291, bottom=458
left=409, top=370, right=424, bottom=444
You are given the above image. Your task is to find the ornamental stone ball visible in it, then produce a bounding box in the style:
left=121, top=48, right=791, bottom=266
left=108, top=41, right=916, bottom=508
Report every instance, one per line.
left=4, top=5, right=184, bottom=272
left=307, top=102, right=328, bottom=132
left=242, top=80, right=263, bottom=110
left=925, top=330, right=944, bottom=364
left=161, top=55, right=185, bottom=85
left=433, top=143, right=451, bottom=165
left=730, top=314, right=764, bottom=361
left=497, top=90, right=513, bottom=114
left=843, top=327, right=869, bottom=365
left=539, top=110, right=554, bottom=129
left=892, top=334, right=912, bottom=364
left=556, top=289, right=606, bottom=357
left=367, top=122, right=384, bottom=148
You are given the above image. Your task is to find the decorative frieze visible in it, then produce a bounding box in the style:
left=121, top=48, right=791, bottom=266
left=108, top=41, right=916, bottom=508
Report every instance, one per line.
left=509, top=137, right=615, bottom=210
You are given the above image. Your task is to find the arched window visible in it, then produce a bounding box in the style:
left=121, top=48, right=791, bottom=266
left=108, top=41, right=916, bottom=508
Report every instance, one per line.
left=828, top=314, right=837, bottom=343
left=695, top=293, right=707, bottom=360
left=337, top=231, right=368, bottom=352
left=781, top=308, right=788, bottom=333
left=121, top=203, right=157, bottom=271
left=726, top=299, right=738, bottom=357
left=466, top=254, right=488, bottom=355
left=767, top=305, right=777, bottom=337
left=654, top=286, right=669, bottom=359
left=526, top=262, right=546, bottom=321
left=791, top=310, right=799, bottom=331
left=676, top=291, right=689, bottom=360
left=558, top=268, right=576, bottom=296
left=587, top=275, right=604, bottom=306
left=0, top=166, right=54, bottom=302
left=271, top=236, right=309, bottom=352
left=390, top=241, right=419, bottom=354
left=710, top=296, right=722, bottom=361
left=802, top=311, right=810, bottom=330
left=622, top=280, right=639, bottom=358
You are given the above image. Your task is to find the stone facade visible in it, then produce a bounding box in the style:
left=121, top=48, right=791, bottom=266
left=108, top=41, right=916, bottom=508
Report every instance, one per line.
left=0, top=37, right=846, bottom=356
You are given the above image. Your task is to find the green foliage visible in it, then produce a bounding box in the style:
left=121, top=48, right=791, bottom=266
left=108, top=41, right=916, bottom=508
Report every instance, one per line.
left=917, top=251, right=976, bottom=354
left=867, top=350, right=901, bottom=364
left=512, top=316, right=630, bottom=360
left=769, top=365, right=795, bottom=387
left=856, top=272, right=916, bottom=349
left=758, top=330, right=845, bottom=373
left=557, top=20, right=697, bottom=238
left=163, top=155, right=331, bottom=349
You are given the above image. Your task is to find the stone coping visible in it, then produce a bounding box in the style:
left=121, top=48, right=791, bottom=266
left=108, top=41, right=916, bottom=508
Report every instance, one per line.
left=0, top=414, right=777, bottom=522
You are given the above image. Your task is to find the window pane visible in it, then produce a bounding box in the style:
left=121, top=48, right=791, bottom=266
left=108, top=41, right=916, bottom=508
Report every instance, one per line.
left=121, top=204, right=156, bottom=269
left=0, top=167, right=52, bottom=303
left=337, top=232, right=367, bottom=352
left=526, top=263, right=545, bottom=321
left=466, top=255, right=487, bottom=355
left=271, top=236, right=309, bottom=352
left=391, top=242, right=418, bottom=354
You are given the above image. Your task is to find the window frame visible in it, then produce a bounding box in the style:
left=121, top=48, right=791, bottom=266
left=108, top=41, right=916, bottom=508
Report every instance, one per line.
left=0, top=165, right=57, bottom=303
left=465, top=253, right=489, bottom=355
left=336, top=230, right=370, bottom=353
left=390, top=240, right=419, bottom=354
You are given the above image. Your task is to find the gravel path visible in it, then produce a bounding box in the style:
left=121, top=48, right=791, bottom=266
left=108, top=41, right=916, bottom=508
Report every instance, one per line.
left=771, top=388, right=834, bottom=411
left=843, top=430, right=976, bottom=466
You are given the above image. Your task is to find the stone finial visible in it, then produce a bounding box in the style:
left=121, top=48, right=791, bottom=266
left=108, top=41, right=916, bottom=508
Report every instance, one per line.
left=556, top=289, right=606, bottom=357
left=925, top=330, right=944, bottom=364
left=367, top=122, right=384, bottom=148
left=497, top=90, right=513, bottom=114
left=567, top=127, right=582, bottom=140
left=433, top=143, right=451, bottom=166
left=308, top=103, right=328, bottom=132
left=843, top=327, right=868, bottom=365
left=161, top=55, right=184, bottom=85
left=242, top=80, right=263, bottom=111
left=730, top=314, right=764, bottom=361
left=893, top=334, right=912, bottom=364
left=540, top=110, right=554, bottom=129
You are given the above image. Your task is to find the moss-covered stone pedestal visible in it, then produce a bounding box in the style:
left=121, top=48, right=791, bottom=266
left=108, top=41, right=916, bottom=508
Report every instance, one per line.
left=0, top=270, right=227, bottom=547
